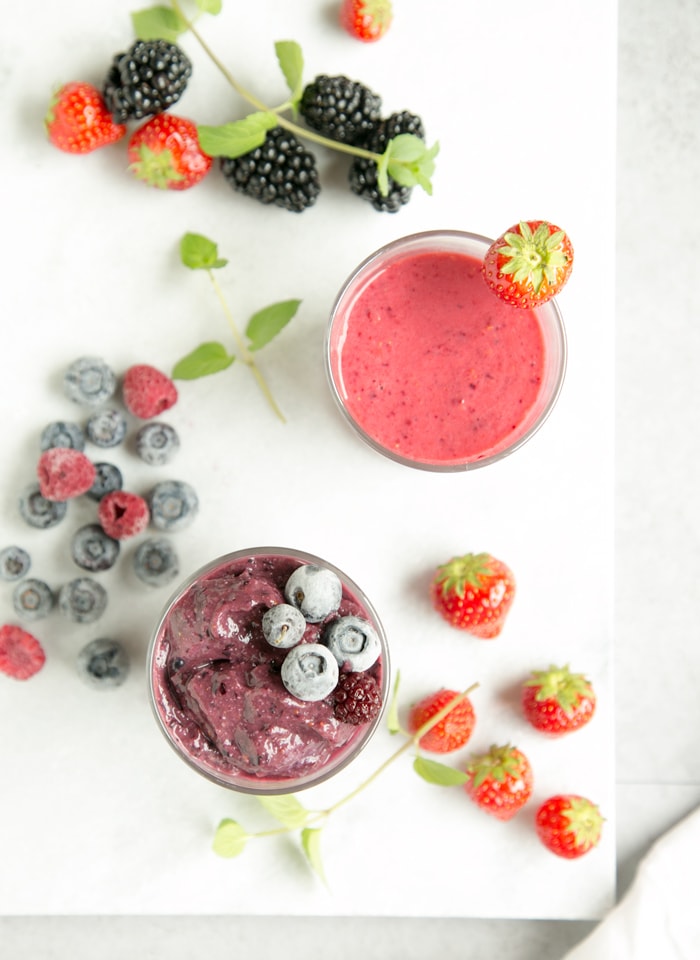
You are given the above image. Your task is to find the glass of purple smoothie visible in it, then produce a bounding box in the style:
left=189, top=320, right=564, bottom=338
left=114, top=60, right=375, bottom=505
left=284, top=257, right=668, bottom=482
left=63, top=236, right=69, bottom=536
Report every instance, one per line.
left=325, top=230, right=567, bottom=471
left=148, top=547, right=389, bottom=794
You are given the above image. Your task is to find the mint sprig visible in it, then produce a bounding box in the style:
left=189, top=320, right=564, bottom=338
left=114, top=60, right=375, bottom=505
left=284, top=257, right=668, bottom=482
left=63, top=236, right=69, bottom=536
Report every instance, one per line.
left=211, top=675, right=478, bottom=882
left=174, top=231, right=300, bottom=421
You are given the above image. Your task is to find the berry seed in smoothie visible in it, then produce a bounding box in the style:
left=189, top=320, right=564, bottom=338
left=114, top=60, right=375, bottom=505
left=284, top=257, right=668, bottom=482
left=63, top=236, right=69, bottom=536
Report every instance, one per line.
left=326, top=231, right=566, bottom=470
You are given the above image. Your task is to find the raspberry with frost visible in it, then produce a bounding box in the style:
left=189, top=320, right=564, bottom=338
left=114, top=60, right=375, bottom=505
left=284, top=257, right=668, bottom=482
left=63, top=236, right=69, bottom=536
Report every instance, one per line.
left=37, top=447, right=96, bottom=501
left=98, top=490, right=150, bottom=540
left=0, top=624, right=46, bottom=680
left=122, top=364, right=178, bottom=419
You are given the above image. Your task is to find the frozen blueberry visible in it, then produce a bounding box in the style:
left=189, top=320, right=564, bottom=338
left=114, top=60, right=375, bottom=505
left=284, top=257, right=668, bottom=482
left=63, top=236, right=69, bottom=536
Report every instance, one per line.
left=63, top=356, right=117, bottom=407
left=324, top=615, right=381, bottom=672
left=86, top=462, right=123, bottom=501
left=147, top=480, right=198, bottom=532
left=58, top=577, right=108, bottom=623
left=77, top=638, right=129, bottom=689
left=133, top=537, right=179, bottom=587
left=40, top=420, right=85, bottom=452
left=262, top=603, right=307, bottom=648
left=0, top=545, right=31, bottom=581
left=281, top=643, right=339, bottom=701
left=85, top=408, right=127, bottom=448
left=135, top=422, right=180, bottom=465
left=19, top=483, right=68, bottom=529
left=71, top=524, right=120, bottom=572
left=284, top=565, right=342, bottom=623
left=12, top=578, right=54, bottom=621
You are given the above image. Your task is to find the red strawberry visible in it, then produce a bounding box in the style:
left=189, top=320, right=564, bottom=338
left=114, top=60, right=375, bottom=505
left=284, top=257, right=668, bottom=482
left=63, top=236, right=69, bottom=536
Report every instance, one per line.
left=535, top=794, right=604, bottom=859
left=0, top=624, right=46, bottom=680
left=127, top=115, right=212, bottom=190
left=98, top=491, right=150, bottom=540
left=408, top=688, right=476, bottom=753
left=522, top=664, right=597, bottom=736
left=430, top=552, right=515, bottom=638
left=122, top=364, right=178, bottom=419
left=340, top=0, right=393, bottom=42
left=45, top=82, right=127, bottom=154
left=37, top=448, right=96, bottom=501
left=464, top=743, right=533, bottom=820
left=482, top=220, right=574, bottom=308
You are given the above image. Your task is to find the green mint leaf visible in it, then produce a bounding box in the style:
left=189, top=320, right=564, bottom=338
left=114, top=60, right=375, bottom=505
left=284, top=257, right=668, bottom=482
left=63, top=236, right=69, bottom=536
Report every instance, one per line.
left=180, top=232, right=228, bottom=270
left=413, top=756, right=469, bottom=786
left=385, top=133, right=426, bottom=164
left=198, top=113, right=278, bottom=158
left=246, top=299, right=301, bottom=352
left=257, top=794, right=310, bottom=829
left=386, top=669, right=402, bottom=734
left=275, top=40, right=304, bottom=102
left=301, top=827, right=326, bottom=884
left=131, top=5, right=187, bottom=42
left=195, top=0, right=222, bottom=13
left=172, top=342, right=235, bottom=380
left=212, top=818, right=248, bottom=858
left=385, top=138, right=440, bottom=195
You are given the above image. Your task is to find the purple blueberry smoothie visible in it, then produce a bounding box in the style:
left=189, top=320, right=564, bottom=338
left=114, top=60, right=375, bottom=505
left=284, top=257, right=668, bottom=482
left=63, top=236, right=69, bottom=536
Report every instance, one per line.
left=148, top=548, right=388, bottom=793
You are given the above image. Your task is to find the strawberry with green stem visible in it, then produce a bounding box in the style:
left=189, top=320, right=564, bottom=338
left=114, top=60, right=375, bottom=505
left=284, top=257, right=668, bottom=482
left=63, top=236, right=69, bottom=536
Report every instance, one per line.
left=464, top=744, right=534, bottom=821
left=340, top=0, right=393, bottom=43
left=482, top=220, right=574, bottom=308
left=522, top=664, right=597, bottom=736
left=430, top=552, right=516, bottom=638
left=535, top=794, right=604, bottom=859
left=128, top=114, right=212, bottom=190
left=45, top=81, right=126, bottom=154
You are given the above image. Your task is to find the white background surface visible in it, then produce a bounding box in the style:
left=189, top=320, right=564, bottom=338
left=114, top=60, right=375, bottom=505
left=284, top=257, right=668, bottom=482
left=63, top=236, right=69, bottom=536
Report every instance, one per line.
left=1, top=0, right=694, bottom=953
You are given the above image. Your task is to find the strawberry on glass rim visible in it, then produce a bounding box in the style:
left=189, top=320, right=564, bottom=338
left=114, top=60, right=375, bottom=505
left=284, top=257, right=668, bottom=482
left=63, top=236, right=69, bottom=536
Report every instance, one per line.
left=482, top=220, right=574, bottom=308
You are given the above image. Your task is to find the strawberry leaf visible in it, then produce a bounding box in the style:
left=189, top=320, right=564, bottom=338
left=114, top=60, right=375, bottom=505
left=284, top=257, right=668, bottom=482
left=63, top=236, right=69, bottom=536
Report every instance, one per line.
left=257, top=794, right=310, bottom=829
left=180, top=232, right=228, bottom=270
left=301, top=827, right=326, bottom=884
left=172, top=342, right=235, bottom=380
left=413, top=756, right=468, bottom=786
left=212, top=818, right=248, bottom=858
left=246, top=299, right=301, bottom=351
left=198, top=113, right=278, bottom=158
left=275, top=41, right=304, bottom=103
left=131, top=5, right=188, bottom=42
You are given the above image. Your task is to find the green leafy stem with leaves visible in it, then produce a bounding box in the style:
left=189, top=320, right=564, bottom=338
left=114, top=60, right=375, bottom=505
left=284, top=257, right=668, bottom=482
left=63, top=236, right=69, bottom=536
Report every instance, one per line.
left=131, top=0, right=439, bottom=198
left=212, top=675, right=477, bottom=883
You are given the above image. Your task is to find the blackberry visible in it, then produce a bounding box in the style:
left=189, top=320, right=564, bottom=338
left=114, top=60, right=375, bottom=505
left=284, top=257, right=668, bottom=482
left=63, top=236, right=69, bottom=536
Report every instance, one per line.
left=333, top=671, right=382, bottom=725
left=299, top=75, right=381, bottom=146
left=103, top=39, right=192, bottom=123
left=220, top=127, right=321, bottom=212
left=349, top=110, right=426, bottom=213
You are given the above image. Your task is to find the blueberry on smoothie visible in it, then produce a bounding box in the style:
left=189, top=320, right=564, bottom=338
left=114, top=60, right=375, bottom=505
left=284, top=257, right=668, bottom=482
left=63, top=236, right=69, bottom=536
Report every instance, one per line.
left=0, top=545, right=31, bottom=581
left=133, top=537, right=179, bottom=587
left=58, top=577, right=108, bottom=623
left=86, top=462, right=123, bottom=501
left=39, top=420, right=86, bottom=452
left=135, top=422, right=180, bottom=465
left=281, top=643, right=339, bottom=701
left=147, top=480, right=198, bottom=532
left=85, top=408, right=127, bottom=448
left=284, top=565, right=342, bottom=623
left=262, top=603, right=307, bottom=648
left=19, top=483, right=68, bottom=529
left=77, top=638, right=129, bottom=689
left=325, top=615, right=381, bottom=672
left=12, top=578, right=54, bottom=621
left=71, top=524, right=120, bottom=572
left=63, top=357, right=117, bottom=406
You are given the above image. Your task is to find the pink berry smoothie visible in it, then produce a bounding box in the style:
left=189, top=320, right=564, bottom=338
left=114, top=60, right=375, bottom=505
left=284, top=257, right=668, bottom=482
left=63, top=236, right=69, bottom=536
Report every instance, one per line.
left=148, top=548, right=388, bottom=794
left=326, top=231, right=566, bottom=470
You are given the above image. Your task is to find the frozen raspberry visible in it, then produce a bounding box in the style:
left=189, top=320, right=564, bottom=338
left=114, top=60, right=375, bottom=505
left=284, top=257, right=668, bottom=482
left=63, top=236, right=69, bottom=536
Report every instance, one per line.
left=37, top=447, right=96, bottom=501
left=0, top=624, right=46, bottom=680
left=98, top=490, right=150, bottom=540
left=333, top=671, right=382, bottom=725
left=122, top=364, right=178, bottom=419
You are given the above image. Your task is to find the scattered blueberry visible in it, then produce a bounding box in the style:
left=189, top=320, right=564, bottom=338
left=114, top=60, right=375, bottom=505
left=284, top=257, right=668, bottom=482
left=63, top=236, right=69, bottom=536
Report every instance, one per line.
left=262, top=603, right=307, bottom=648
left=324, top=615, right=381, bottom=672
left=19, top=482, right=68, bottom=529
left=63, top=356, right=117, bottom=407
left=132, top=537, right=179, bottom=587
left=281, top=642, right=339, bottom=701
left=284, top=564, right=342, bottom=623
left=86, top=462, right=123, bottom=501
left=77, top=638, right=129, bottom=689
left=71, top=524, right=120, bottom=572
left=85, top=408, right=127, bottom=448
left=12, top=578, right=54, bottom=621
left=135, top=422, right=180, bottom=465
left=0, top=545, right=31, bottom=581
left=40, top=420, right=85, bottom=452
left=58, top=577, right=108, bottom=623
left=147, top=480, right=198, bottom=532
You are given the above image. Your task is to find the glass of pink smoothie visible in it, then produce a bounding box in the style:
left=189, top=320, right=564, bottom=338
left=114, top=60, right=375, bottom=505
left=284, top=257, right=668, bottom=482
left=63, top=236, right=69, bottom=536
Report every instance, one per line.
left=148, top=547, right=389, bottom=794
left=325, top=230, right=567, bottom=470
